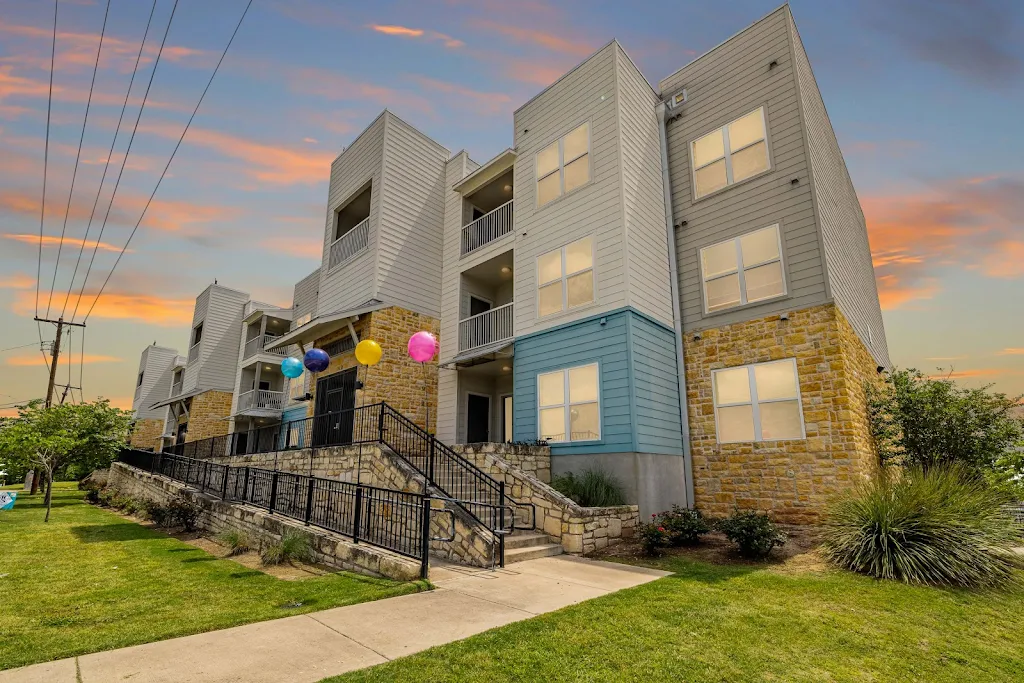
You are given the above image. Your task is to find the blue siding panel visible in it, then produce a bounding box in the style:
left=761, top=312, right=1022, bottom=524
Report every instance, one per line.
left=630, top=314, right=685, bottom=453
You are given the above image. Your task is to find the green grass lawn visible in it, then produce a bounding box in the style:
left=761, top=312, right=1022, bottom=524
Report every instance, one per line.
left=325, top=555, right=1024, bottom=683
left=0, top=484, right=423, bottom=670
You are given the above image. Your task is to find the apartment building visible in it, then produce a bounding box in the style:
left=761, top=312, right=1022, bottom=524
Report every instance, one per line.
left=128, top=344, right=179, bottom=451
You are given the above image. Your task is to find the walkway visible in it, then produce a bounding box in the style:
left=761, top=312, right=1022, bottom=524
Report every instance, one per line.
left=1, top=556, right=669, bottom=683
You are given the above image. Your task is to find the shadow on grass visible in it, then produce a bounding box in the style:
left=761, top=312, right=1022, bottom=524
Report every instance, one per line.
left=167, top=547, right=201, bottom=553
left=180, top=557, right=218, bottom=564
left=69, top=523, right=160, bottom=543
left=229, top=571, right=264, bottom=579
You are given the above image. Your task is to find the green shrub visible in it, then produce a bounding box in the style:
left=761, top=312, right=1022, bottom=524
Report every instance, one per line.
left=166, top=495, right=203, bottom=531
left=218, top=530, right=254, bottom=557
left=96, top=488, right=118, bottom=507
left=551, top=469, right=627, bottom=507
left=120, top=498, right=144, bottom=516
left=84, top=487, right=101, bottom=504
left=717, top=511, right=787, bottom=559
left=260, top=530, right=312, bottom=566
left=660, top=505, right=711, bottom=546
left=143, top=500, right=173, bottom=527
left=822, top=466, right=1023, bottom=587
left=636, top=516, right=672, bottom=556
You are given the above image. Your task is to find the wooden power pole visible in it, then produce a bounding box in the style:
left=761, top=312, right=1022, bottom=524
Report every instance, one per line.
left=35, top=316, right=86, bottom=408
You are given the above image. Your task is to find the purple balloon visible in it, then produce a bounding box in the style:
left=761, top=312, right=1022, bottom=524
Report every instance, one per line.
left=303, top=348, right=330, bottom=373
left=407, top=331, right=437, bottom=363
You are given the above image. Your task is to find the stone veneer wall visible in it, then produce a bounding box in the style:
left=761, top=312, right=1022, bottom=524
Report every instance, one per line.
left=108, top=462, right=422, bottom=581
left=451, top=443, right=551, bottom=483
left=185, top=390, right=234, bottom=442
left=684, top=302, right=880, bottom=523
left=129, top=418, right=164, bottom=451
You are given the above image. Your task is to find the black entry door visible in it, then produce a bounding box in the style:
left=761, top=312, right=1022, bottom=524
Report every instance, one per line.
left=313, top=368, right=358, bottom=446
left=467, top=394, right=490, bottom=443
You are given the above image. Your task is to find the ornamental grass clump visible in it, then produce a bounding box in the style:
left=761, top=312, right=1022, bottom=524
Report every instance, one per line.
left=821, top=465, right=1023, bottom=588
left=551, top=469, right=627, bottom=507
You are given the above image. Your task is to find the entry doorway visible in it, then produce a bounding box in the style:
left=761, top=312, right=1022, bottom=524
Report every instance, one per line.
left=469, top=295, right=492, bottom=317
left=467, top=393, right=491, bottom=443
left=313, top=367, right=358, bottom=446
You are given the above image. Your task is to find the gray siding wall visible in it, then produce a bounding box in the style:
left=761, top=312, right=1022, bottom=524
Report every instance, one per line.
left=615, top=47, right=675, bottom=328
left=512, top=42, right=626, bottom=337
left=292, top=268, right=320, bottom=322
left=375, top=113, right=449, bottom=318
left=317, top=114, right=385, bottom=316
left=659, top=7, right=828, bottom=332
left=197, top=285, right=248, bottom=393
left=788, top=14, right=891, bottom=366
left=181, top=287, right=210, bottom=392
left=134, top=345, right=177, bottom=419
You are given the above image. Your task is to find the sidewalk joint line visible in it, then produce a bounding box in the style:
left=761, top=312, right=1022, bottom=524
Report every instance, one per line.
left=305, top=614, right=392, bottom=662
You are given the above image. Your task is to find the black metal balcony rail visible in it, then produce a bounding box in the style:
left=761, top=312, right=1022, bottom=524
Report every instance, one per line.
left=118, top=449, right=431, bottom=576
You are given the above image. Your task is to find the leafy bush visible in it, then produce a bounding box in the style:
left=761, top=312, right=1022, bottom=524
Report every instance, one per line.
left=166, top=495, right=203, bottom=531
left=551, top=469, right=627, bottom=507
left=143, top=499, right=173, bottom=527
left=660, top=505, right=711, bottom=546
left=636, top=516, right=672, bottom=556
left=218, top=530, right=254, bottom=557
left=84, top=487, right=101, bottom=504
left=717, top=511, right=787, bottom=559
left=120, top=498, right=144, bottom=516
left=260, top=530, right=312, bottom=566
left=96, top=487, right=118, bottom=507
left=822, top=466, right=1023, bottom=587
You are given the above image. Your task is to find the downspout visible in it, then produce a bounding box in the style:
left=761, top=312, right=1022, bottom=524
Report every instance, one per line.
left=656, top=101, right=695, bottom=508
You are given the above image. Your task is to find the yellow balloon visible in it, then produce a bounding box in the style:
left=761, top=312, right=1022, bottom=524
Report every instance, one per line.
left=355, top=339, right=382, bottom=366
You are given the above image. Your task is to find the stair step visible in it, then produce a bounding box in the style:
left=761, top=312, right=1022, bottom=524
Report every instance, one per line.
left=505, top=532, right=556, bottom=550
left=504, top=543, right=563, bottom=563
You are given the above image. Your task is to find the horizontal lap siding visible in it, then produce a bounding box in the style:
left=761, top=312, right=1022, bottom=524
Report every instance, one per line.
left=789, top=18, right=891, bottom=366
left=376, top=113, right=448, bottom=318
left=292, top=269, right=320, bottom=321
left=182, top=288, right=209, bottom=392
left=513, top=44, right=626, bottom=337
left=317, top=116, right=385, bottom=316
left=628, top=315, right=684, bottom=453
left=197, top=286, right=248, bottom=392
left=659, top=7, right=827, bottom=333
left=135, top=346, right=178, bottom=419
left=513, top=311, right=634, bottom=454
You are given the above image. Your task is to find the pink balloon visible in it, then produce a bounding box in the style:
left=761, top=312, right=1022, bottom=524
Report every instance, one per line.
left=408, top=331, right=437, bottom=363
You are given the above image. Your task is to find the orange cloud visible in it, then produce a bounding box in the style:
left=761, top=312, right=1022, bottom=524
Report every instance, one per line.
left=369, top=24, right=464, bottom=48
left=258, top=234, right=323, bottom=260
left=6, top=353, right=122, bottom=367
left=0, top=273, right=34, bottom=289
left=0, top=66, right=183, bottom=111
left=12, top=289, right=193, bottom=326
left=999, top=348, right=1024, bottom=356
left=407, top=75, right=512, bottom=115
left=2, top=233, right=127, bottom=254
left=466, top=19, right=594, bottom=57
left=286, top=67, right=435, bottom=116
left=981, top=240, right=1024, bottom=278
left=875, top=275, right=939, bottom=311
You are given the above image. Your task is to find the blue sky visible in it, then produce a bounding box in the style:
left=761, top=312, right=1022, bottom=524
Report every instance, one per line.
left=1, top=0, right=1022, bottom=413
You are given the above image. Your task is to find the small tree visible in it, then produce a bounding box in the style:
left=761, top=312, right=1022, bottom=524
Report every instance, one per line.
left=867, top=368, right=1023, bottom=477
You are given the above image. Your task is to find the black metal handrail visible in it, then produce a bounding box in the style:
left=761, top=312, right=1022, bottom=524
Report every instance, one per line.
left=118, top=449, right=432, bottom=577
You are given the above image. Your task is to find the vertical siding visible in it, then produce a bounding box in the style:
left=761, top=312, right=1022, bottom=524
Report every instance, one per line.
left=512, top=42, right=626, bottom=337
left=615, top=46, right=675, bottom=328
left=317, top=115, right=385, bottom=316
left=134, top=345, right=178, bottom=419
left=628, top=314, right=684, bottom=453
left=659, top=7, right=828, bottom=332
left=375, top=112, right=449, bottom=318
left=788, top=14, right=891, bottom=366
left=195, top=284, right=249, bottom=392
left=513, top=310, right=634, bottom=455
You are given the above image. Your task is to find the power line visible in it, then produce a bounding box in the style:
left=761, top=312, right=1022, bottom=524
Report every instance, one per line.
left=35, top=0, right=59, bottom=317
left=60, top=0, right=159, bottom=319
left=82, top=0, right=255, bottom=323
left=79, top=325, right=86, bottom=403
left=69, top=0, right=179, bottom=323
left=45, top=0, right=112, bottom=318
left=0, top=342, right=39, bottom=353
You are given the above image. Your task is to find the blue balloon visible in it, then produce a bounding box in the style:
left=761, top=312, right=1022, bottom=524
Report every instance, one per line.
left=303, top=348, right=330, bottom=373
left=281, top=356, right=304, bottom=379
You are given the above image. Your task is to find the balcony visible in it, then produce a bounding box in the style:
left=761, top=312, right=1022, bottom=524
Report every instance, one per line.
left=171, top=380, right=182, bottom=397
left=459, top=302, right=513, bottom=353
left=461, top=200, right=513, bottom=256
left=187, top=342, right=200, bottom=364
left=244, top=334, right=288, bottom=360
left=329, top=216, right=370, bottom=270
left=237, top=389, right=285, bottom=413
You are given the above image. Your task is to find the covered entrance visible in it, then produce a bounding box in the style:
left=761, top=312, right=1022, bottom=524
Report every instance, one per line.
left=313, top=367, right=358, bottom=446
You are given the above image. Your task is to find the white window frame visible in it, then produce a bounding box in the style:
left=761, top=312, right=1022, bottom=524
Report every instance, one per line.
left=711, top=358, right=806, bottom=444
left=690, top=106, right=771, bottom=200
left=700, top=224, right=787, bottom=315
left=535, top=121, right=591, bottom=208
left=536, top=236, right=595, bottom=319
left=537, top=362, right=601, bottom=443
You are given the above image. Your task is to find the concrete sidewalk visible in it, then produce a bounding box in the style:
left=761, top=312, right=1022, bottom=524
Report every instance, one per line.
left=1, top=556, right=669, bottom=683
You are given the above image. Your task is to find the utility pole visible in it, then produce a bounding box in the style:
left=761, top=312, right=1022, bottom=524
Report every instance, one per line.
left=34, top=316, right=86, bottom=408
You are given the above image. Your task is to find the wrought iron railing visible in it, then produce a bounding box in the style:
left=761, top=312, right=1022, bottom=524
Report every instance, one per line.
left=458, top=302, right=513, bottom=352
left=237, top=389, right=285, bottom=412
left=117, top=449, right=431, bottom=575
left=461, top=200, right=513, bottom=256
left=329, top=217, right=370, bottom=269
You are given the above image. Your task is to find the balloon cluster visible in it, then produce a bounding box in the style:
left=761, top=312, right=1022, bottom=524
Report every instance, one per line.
left=280, top=331, right=437, bottom=376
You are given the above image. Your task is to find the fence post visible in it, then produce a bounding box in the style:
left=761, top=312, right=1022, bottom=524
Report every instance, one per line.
left=419, top=496, right=431, bottom=579
left=377, top=404, right=385, bottom=442
left=428, top=438, right=435, bottom=483
left=499, top=481, right=506, bottom=569
left=221, top=465, right=229, bottom=500
left=243, top=466, right=250, bottom=503
left=353, top=486, right=363, bottom=544
left=304, top=477, right=315, bottom=525
left=185, top=458, right=193, bottom=490
left=269, top=470, right=279, bottom=514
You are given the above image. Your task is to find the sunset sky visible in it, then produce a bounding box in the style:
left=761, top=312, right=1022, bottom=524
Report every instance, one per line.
left=1, top=0, right=1022, bottom=416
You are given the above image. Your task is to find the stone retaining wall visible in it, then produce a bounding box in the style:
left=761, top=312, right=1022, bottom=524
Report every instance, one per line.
left=452, top=443, right=551, bottom=484
left=108, top=462, right=422, bottom=581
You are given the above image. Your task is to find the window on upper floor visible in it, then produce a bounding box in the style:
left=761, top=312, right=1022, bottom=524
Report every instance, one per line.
left=538, top=363, right=600, bottom=442
left=691, top=107, right=770, bottom=199
left=293, top=313, right=312, bottom=329
left=536, top=122, right=590, bottom=207
left=712, top=359, right=804, bottom=443
left=700, top=224, right=785, bottom=313
left=137, top=372, right=144, bottom=387
left=191, top=323, right=203, bottom=346
left=537, top=236, right=594, bottom=317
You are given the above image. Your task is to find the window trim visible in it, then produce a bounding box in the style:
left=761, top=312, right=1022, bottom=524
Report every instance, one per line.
left=536, top=362, right=602, bottom=444
left=690, top=106, right=772, bottom=201
left=699, top=223, right=787, bottom=315
left=536, top=236, right=596, bottom=319
left=711, top=358, right=806, bottom=444
left=535, top=120, right=592, bottom=209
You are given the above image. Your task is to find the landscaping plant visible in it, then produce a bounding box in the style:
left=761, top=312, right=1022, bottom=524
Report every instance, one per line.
left=660, top=505, right=712, bottom=546
left=717, top=511, right=787, bottom=559
left=821, top=465, right=1023, bottom=587
left=167, top=494, right=203, bottom=531
left=143, top=499, right=173, bottom=527
left=218, top=530, right=255, bottom=557
left=636, top=515, right=672, bottom=556
left=551, top=469, right=627, bottom=507
left=260, top=530, right=312, bottom=566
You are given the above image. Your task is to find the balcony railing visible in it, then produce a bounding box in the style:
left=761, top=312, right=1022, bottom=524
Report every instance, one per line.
left=461, top=200, right=513, bottom=256
left=244, top=334, right=288, bottom=360
left=187, top=342, right=200, bottom=364
left=238, top=389, right=285, bottom=413
left=171, top=381, right=182, bottom=397
left=459, top=302, right=514, bottom=352
left=329, top=216, right=370, bottom=270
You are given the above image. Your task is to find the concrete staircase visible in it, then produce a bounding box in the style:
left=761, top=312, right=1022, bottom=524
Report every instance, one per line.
left=503, top=530, right=563, bottom=564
